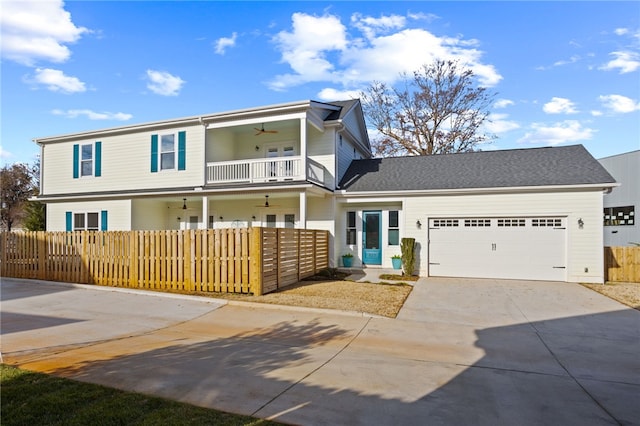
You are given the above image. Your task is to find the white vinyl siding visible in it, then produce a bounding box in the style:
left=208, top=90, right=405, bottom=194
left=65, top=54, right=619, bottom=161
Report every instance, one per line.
left=47, top=199, right=132, bottom=231
left=306, top=124, right=335, bottom=189
left=41, top=124, right=204, bottom=196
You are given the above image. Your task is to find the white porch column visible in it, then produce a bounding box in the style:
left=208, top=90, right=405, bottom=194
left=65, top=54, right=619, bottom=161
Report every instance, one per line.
left=201, top=195, right=209, bottom=229
left=299, top=191, right=307, bottom=229
left=300, top=117, right=307, bottom=180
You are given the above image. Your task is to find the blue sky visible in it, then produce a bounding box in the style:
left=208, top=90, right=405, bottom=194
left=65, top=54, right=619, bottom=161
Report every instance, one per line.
left=2, top=1, right=639, bottom=167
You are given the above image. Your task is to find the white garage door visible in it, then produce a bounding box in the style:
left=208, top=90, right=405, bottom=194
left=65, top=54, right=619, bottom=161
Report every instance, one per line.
left=429, top=217, right=566, bottom=281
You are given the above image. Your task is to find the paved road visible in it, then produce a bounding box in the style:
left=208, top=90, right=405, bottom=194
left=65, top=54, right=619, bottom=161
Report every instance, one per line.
left=2, top=277, right=639, bottom=425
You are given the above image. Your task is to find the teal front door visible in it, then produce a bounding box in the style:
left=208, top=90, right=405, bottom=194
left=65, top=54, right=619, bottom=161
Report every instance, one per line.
left=362, top=211, right=382, bottom=265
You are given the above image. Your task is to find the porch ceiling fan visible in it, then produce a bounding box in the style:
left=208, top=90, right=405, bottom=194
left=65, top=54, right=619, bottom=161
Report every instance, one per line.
left=254, top=123, right=278, bottom=136
left=255, top=195, right=279, bottom=208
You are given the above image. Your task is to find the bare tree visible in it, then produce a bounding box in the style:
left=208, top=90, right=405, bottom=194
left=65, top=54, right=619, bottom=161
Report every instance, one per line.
left=1, top=163, right=36, bottom=231
left=23, top=157, right=46, bottom=231
left=361, top=60, right=497, bottom=157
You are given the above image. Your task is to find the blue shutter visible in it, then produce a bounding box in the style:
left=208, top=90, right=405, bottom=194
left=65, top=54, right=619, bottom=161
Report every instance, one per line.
left=101, top=210, right=108, bottom=231
left=73, top=145, right=79, bottom=179
left=178, top=131, right=186, bottom=170
left=150, top=134, right=158, bottom=173
left=66, top=212, right=72, bottom=231
left=94, top=141, right=102, bottom=177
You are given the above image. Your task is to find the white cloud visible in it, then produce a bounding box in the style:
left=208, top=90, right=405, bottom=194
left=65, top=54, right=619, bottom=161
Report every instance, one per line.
left=494, top=99, right=514, bottom=109
left=600, top=51, right=640, bottom=73
left=543, top=97, right=578, bottom=114
left=598, top=94, right=640, bottom=113
left=0, top=146, right=13, bottom=160
left=0, top=0, right=88, bottom=66
left=145, top=70, right=185, bottom=96
left=518, top=120, right=595, bottom=146
left=270, top=13, right=348, bottom=90
left=485, top=113, right=519, bottom=134
left=269, top=12, right=501, bottom=92
left=214, top=32, right=237, bottom=55
left=552, top=55, right=581, bottom=67
left=351, top=13, right=406, bottom=40
left=30, top=68, right=86, bottom=93
left=317, top=87, right=361, bottom=101
left=52, top=109, right=132, bottom=121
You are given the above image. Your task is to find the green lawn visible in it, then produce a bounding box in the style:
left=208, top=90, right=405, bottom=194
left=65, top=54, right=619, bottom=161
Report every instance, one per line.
left=1, top=364, right=279, bottom=426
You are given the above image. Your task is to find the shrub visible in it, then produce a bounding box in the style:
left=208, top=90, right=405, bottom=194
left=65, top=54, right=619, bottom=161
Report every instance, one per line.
left=401, top=237, right=416, bottom=276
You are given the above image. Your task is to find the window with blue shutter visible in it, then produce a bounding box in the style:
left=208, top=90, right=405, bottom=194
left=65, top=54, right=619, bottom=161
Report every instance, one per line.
left=151, top=132, right=186, bottom=172
left=151, top=134, right=158, bottom=172
left=73, top=145, right=79, bottom=179
left=73, top=142, right=101, bottom=178
left=178, top=131, right=186, bottom=170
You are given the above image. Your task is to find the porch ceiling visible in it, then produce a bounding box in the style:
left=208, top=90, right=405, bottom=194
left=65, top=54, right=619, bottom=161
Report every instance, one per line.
left=207, top=118, right=300, bottom=136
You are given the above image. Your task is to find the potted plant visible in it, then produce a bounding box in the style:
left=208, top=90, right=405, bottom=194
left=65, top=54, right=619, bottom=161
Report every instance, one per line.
left=342, top=253, right=354, bottom=267
left=391, top=255, right=402, bottom=270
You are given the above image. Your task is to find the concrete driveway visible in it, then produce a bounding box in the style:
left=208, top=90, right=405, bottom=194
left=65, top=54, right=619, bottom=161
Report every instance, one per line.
left=2, top=277, right=638, bottom=425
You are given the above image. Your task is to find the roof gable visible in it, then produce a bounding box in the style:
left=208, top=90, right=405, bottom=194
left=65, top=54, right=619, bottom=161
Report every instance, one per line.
left=339, top=145, right=616, bottom=192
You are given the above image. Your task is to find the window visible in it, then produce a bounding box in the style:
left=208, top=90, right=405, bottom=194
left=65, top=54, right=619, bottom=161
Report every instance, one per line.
left=73, top=212, right=100, bottom=231
left=465, top=219, right=491, bottom=227
left=266, top=214, right=276, bottom=228
left=532, top=218, right=563, bottom=227
left=67, top=211, right=107, bottom=231
left=151, top=131, right=185, bottom=172
left=346, top=211, right=356, bottom=245
left=285, top=214, right=295, bottom=229
left=73, top=141, right=101, bottom=178
left=161, top=134, right=175, bottom=170
left=81, top=144, right=93, bottom=176
left=388, top=210, right=399, bottom=245
left=432, top=219, right=459, bottom=227
left=498, top=218, right=526, bottom=227
left=604, top=206, right=635, bottom=226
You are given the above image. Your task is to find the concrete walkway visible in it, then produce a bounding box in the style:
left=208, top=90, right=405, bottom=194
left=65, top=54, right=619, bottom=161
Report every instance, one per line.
left=2, top=276, right=639, bottom=425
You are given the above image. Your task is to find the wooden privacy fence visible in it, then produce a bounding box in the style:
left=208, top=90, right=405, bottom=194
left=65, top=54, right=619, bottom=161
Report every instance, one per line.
left=604, top=246, right=640, bottom=283
left=0, top=228, right=329, bottom=295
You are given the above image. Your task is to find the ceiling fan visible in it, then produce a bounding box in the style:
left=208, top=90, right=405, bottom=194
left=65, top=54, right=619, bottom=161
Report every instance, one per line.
left=254, top=124, right=278, bottom=136
left=255, top=195, right=278, bottom=207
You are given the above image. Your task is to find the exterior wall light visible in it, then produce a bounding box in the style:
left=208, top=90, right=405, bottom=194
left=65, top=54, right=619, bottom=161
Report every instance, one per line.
left=416, top=220, right=422, bottom=228
left=578, top=218, right=584, bottom=229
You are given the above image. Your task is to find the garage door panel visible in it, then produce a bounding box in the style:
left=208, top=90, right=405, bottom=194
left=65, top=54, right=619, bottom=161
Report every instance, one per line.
left=428, top=217, right=566, bottom=281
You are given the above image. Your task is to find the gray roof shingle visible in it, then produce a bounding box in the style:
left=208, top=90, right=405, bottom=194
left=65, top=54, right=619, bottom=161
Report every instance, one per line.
left=339, top=145, right=616, bottom=192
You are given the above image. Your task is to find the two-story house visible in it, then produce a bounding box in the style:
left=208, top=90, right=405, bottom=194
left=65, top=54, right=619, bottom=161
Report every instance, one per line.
left=35, top=99, right=617, bottom=283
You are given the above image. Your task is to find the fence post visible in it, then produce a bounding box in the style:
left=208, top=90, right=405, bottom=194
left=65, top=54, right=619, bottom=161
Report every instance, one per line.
left=0, top=232, right=6, bottom=276
left=250, top=227, right=263, bottom=296
left=184, top=229, right=193, bottom=291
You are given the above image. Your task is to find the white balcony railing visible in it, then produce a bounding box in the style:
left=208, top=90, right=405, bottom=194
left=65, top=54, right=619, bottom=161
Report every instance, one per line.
left=207, top=156, right=303, bottom=184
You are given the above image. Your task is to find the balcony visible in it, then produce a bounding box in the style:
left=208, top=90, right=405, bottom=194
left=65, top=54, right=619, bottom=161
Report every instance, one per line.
left=206, top=156, right=327, bottom=186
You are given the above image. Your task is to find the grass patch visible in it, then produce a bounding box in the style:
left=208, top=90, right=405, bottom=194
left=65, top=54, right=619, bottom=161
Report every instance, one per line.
left=1, top=364, right=278, bottom=426
left=378, top=274, right=419, bottom=282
